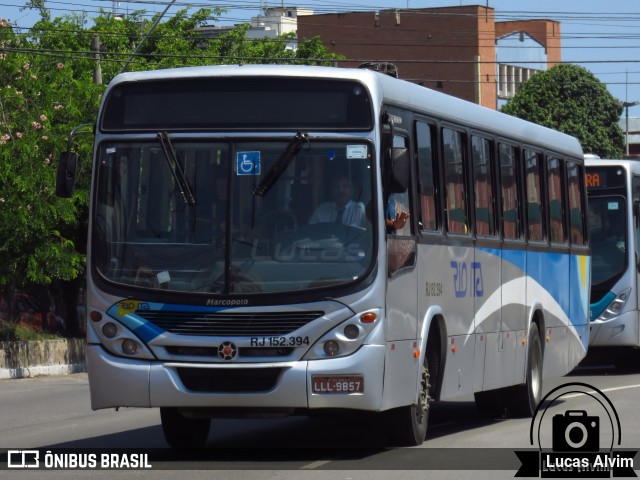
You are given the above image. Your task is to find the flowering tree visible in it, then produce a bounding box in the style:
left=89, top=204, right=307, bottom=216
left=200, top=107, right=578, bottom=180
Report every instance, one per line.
left=0, top=17, right=97, bottom=291
left=0, top=7, right=342, bottom=301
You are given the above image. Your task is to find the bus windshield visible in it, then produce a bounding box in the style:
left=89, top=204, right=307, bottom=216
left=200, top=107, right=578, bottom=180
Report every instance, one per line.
left=93, top=138, right=374, bottom=295
left=588, top=196, right=627, bottom=286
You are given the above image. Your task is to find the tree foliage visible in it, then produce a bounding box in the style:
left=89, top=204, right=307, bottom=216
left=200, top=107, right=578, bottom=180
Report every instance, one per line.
left=500, top=64, right=625, bottom=158
left=0, top=6, right=343, bottom=291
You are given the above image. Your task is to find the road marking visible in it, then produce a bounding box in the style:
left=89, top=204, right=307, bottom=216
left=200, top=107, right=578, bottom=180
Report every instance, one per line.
left=561, top=383, right=640, bottom=399
left=300, top=460, right=332, bottom=469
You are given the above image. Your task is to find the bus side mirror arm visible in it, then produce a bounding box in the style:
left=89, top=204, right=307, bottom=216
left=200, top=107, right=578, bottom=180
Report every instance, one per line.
left=55, top=123, right=94, bottom=198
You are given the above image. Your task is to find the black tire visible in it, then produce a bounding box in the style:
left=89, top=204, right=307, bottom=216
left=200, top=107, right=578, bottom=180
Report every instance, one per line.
left=160, top=407, right=210, bottom=448
left=385, top=354, right=431, bottom=446
left=507, top=323, right=543, bottom=417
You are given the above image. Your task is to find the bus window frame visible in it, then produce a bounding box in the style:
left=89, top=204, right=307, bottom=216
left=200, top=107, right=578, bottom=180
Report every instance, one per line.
left=567, top=160, right=589, bottom=250
left=440, top=123, right=471, bottom=239
left=469, top=131, right=499, bottom=241
left=522, top=146, right=547, bottom=246
left=413, top=116, right=442, bottom=237
left=546, top=154, right=570, bottom=248
left=497, top=138, right=525, bottom=246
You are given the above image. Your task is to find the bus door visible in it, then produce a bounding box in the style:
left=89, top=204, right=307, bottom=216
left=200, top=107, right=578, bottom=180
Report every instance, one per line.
left=385, top=134, right=417, bottom=341
left=381, top=132, right=419, bottom=409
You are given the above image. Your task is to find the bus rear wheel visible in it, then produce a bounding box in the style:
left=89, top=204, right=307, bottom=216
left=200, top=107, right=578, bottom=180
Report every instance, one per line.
left=160, top=407, right=210, bottom=448
left=508, top=323, right=543, bottom=417
left=385, top=355, right=430, bottom=446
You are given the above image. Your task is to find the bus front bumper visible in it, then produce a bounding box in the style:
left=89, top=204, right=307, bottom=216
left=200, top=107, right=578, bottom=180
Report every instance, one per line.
left=589, top=310, right=640, bottom=347
left=85, top=343, right=386, bottom=412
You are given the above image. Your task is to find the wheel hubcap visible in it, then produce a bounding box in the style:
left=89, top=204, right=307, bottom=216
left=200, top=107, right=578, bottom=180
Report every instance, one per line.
left=531, top=345, right=542, bottom=403
left=417, top=364, right=430, bottom=421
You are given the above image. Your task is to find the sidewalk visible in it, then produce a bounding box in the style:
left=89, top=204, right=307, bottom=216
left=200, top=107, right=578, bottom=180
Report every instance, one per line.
left=0, top=338, right=86, bottom=379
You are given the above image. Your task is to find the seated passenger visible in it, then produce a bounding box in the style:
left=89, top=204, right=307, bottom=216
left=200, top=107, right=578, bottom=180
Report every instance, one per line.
left=309, top=175, right=366, bottom=228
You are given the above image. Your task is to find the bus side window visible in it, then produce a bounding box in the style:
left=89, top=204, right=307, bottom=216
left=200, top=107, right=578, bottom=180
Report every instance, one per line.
left=547, top=156, right=566, bottom=244
left=442, top=128, right=468, bottom=235
left=471, top=135, right=496, bottom=237
left=525, top=150, right=544, bottom=242
left=567, top=161, right=586, bottom=246
left=415, top=121, right=438, bottom=233
left=499, top=143, right=521, bottom=240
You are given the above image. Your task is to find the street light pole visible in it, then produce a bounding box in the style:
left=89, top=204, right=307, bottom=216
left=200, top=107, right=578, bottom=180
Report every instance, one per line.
left=618, top=100, right=640, bottom=156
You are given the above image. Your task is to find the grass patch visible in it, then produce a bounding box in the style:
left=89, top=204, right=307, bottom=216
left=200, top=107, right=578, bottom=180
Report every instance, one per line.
left=0, top=320, right=61, bottom=342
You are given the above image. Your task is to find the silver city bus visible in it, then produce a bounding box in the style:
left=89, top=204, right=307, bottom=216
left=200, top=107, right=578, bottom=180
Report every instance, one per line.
left=586, top=157, right=640, bottom=368
left=57, top=65, right=590, bottom=447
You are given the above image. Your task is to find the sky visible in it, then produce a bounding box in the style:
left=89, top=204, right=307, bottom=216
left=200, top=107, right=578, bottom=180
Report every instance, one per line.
left=2, top=0, right=640, bottom=112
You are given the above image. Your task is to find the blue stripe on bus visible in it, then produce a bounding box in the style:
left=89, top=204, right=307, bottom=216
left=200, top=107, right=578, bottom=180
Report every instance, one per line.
left=478, top=247, right=590, bottom=328
left=589, top=291, right=615, bottom=321
left=131, top=320, right=166, bottom=343
left=106, top=302, right=238, bottom=343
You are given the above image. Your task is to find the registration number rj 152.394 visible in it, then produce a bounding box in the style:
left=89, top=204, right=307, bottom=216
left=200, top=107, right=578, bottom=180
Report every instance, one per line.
left=249, top=336, right=310, bottom=347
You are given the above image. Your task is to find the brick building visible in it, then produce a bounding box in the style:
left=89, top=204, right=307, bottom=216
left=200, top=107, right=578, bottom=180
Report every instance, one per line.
left=297, top=5, right=561, bottom=110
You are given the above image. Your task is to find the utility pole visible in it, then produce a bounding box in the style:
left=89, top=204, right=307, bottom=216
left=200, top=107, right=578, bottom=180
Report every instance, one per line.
left=617, top=100, right=640, bottom=156
left=91, top=35, right=102, bottom=85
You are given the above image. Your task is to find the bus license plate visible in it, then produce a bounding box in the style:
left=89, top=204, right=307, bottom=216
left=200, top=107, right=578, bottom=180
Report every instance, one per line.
left=312, top=375, right=364, bottom=394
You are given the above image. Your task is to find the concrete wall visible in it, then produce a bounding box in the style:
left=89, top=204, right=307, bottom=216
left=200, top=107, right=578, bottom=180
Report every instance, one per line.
left=0, top=339, right=85, bottom=379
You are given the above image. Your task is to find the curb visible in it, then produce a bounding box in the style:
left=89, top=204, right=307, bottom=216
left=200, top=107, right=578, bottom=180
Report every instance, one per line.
left=0, top=338, right=86, bottom=379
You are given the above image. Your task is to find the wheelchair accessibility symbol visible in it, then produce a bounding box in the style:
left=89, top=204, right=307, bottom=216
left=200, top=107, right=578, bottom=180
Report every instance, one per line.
left=237, top=151, right=261, bottom=175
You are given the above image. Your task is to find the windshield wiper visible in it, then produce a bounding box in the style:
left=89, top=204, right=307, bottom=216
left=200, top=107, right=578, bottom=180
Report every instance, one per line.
left=253, top=132, right=309, bottom=197
left=157, top=131, right=196, bottom=206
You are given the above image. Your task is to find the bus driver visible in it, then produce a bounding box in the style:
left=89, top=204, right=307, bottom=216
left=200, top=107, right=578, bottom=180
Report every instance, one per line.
left=309, top=175, right=366, bottom=228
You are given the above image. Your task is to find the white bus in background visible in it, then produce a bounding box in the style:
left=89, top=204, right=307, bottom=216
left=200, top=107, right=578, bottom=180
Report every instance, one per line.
left=57, top=64, right=590, bottom=448
left=585, top=157, right=640, bottom=368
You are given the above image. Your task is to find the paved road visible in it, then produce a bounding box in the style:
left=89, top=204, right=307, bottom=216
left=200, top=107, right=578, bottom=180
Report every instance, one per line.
left=1, top=361, right=639, bottom=479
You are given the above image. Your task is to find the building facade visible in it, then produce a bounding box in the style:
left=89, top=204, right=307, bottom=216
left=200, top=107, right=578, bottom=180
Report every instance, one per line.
left=297, top=6, right=561, bottom=110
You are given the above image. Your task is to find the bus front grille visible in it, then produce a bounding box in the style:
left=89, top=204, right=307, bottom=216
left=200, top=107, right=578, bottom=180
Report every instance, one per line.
left=176, top=367, right=283, bottom=393
left=165, top=346, right=295, bottom=358
left=136, top=310, right=324, bottom=336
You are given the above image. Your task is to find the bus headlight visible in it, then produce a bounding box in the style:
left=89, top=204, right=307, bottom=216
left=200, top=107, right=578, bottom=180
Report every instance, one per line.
left=102, top=322, right=118, bottom=338
left=89, top=313, right=155, bottom=360
left=122, top=339, right=139, bottom=355
left=323, top=340, right=340, bottom=356
left=597, top=288, right=631, bottom=321
left=303, top=309, right=380, bottom=360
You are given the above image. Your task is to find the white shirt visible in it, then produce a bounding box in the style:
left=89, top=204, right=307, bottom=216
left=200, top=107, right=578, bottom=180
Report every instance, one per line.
left=309, top=200, right=366, bottom=228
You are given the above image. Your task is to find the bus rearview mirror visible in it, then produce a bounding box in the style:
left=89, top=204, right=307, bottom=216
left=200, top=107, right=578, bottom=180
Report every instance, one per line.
left=56, top=151, right=78, bottom=198
left=385, top=146, right=410, bottom=193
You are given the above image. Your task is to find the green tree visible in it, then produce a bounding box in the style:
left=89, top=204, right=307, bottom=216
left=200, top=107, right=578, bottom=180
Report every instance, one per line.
left=500, top=64, right=624, bottom=158
left=0, top=16, right=95, bottom=291
left=0, top=6, right=343, bottom=304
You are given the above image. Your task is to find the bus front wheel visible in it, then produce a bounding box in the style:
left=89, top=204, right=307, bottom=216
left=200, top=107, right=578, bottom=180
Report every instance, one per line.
left=384, top=354, right=431, bottom=446
left=160, top=407, right=210, bottom=448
